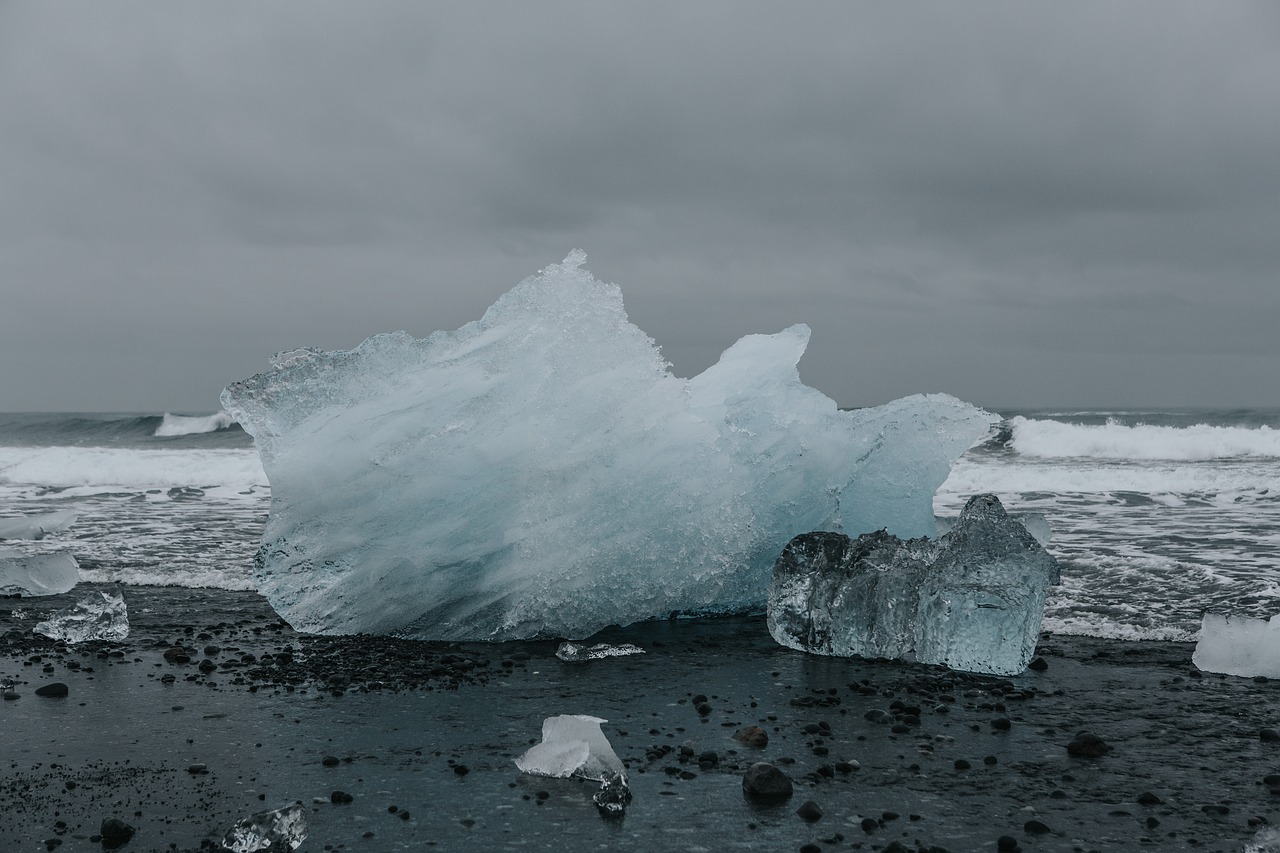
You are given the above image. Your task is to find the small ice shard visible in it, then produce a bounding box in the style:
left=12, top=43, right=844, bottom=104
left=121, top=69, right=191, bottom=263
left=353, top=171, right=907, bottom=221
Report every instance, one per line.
left=515, top=714, right=626, bottom=783
left=1192, top=613, right=1280, bottom=677
left=592, top=771, right=632, bottom=819
left=220, top=803, right=307, bottom=852
left=33, top=588, right=129, bottom=643
left=555, top=641, right=646, bottom=662
left=768, top=494, right=1058, bottom=676
left=1245, top=825, right=1280, bottom=853
left=0, top=549, right=80, bottom=596
left=0, top=510, right=78, bottom=541
left=222, top=252, right=995, bottom=641
left=768, top=530, right=932, bottom=659
left=916, top=494, right=1060, bottom=676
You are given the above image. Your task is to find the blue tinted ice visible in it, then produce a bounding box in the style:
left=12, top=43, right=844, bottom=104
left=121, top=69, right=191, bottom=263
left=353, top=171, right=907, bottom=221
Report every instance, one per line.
left=221, top=803, right=307, bottom=853
left=223, top=252, right=994, bottom=640
left=0, top=549, right=79, bottom=596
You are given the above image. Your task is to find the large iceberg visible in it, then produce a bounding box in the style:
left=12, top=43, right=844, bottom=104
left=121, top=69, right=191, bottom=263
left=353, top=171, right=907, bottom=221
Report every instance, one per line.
left=222, top=252, right=995, bottom=640
left=1192, top=613, right=1280, bottom=678
left=769, top=494, right=1059, bottom=675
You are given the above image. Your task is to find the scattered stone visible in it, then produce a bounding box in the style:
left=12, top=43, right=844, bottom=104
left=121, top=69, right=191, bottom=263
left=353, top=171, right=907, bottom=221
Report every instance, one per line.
left=742, top=762, right=793, bottom=804
left=996, top=835, right=1019, bottom=851
left=795, top=800, right=823, bottom=822
left=1136, top=791, right=1163, bottom=806
left=733, top=726, right=769, bottom=748
left=321, top=755, right=340, bottom=767
left=330, top=790, right=354, bottom=804
left=1024, top=819, right=1050, bottom=835
left=1028, top=657, right=1048, bottom=671
left=34, top=682, right=68, bottom=698
left=992, top=717, right=1011, bottom=731
left=99, top=817, right=135, bottom=850
left=1066, top=731, right=1111, bottom=757
left=1261, top=728, right=1280, bottom=743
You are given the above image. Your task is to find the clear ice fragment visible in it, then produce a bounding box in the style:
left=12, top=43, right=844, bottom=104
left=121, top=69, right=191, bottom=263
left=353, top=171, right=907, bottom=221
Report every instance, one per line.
left=222, top=252, right=994, bottom=640
left=0, top=549, right=80, bottom=596
left=592, top=771, right=632, bottom=818
left=768, top=494, right=1058, bottom=676
left=0, top=510, right=78, bottom=540
left=515, top=714, right=626, bottom=782
left=935, top=510, right=1051, bottom=546
left=768, top=530, right=932, bottom=660
left=220, top=803, right=307, bottom=852
left=555, top=642, right=645, bottom=662
left=33, top=588, right=129, bottom=643
left=915, top=495, right=1060, bottom=676
left=1192, top=613, right=1280, bottom=678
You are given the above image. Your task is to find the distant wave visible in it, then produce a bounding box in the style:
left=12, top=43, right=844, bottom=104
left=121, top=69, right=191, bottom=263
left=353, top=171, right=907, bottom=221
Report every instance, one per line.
left=155, top=411, right=236, bottom=437
left=0, top=446, right=266, bottom=490
left=1008, top=416, right=1280, bottom=461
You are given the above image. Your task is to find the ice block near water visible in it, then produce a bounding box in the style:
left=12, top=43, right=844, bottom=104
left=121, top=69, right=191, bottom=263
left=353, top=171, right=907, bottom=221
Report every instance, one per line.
left=769, top=494, right=1059, bottom=676
left=1193, top=613, right=1280, bottom=678
left=0, top=510, right=78, bottom=541
left=916, top=494, right=1061, bottom=676
left=768, top=530, right=932, bottom=660
left=0, top=549, right=80, bottom=596
left=33, top=588, right=129, bottom=643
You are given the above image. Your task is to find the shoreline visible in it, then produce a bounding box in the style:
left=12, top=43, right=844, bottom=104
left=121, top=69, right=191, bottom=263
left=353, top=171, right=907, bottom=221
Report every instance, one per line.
left=3, top=585, right=1277, bottom=852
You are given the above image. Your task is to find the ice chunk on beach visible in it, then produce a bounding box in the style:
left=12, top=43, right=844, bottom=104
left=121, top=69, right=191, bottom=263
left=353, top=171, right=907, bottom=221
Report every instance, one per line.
left=916, top=494, right=1061, bottom=676
left=33, top=588, right=129, bottom=642
left=515, top=714, right=626, bottom=782
left=0, top=549, right=80, bottom=596
left=220, top=803, right=307, bottom=852
left=1192, top=613, right=1280, bottom=678
left=935, top=510, right=1051, bottom=546
left=768, top=530, right=932, bottom=660
left=0, top=510, right=78, bottom=541
left=769, top=494, right=1059, bottom=676
left=555, top=641, right=645, bottom=662
left=223, top=251, right=994, bottom=640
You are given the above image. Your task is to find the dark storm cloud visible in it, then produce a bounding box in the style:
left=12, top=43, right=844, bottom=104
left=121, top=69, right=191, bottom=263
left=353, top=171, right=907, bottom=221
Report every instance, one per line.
left=1, top=1, right=1276, bottom=411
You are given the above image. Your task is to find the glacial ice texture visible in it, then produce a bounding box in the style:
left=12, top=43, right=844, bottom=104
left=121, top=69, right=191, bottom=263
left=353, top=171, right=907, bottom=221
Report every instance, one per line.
left=0, top=510, right=78, bottom=540
left=33, top=589, right=129, bottom=643
left=916, top=494, right=1061, bottom=676
left=0, top=549, right=80, bottom=596
left=223, top=251, right=994, bottom=641
left=514, top=714, right=626, bottom=782
left=221, top=803, right=307, bottom=853
left=1192, top=613, right=1280, bottom=678
left=769, top=495, right=1059, bottom=676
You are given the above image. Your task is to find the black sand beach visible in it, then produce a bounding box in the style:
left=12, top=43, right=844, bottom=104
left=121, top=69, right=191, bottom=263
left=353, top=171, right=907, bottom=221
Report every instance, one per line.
left=3, top=585, right=1277, bottom=852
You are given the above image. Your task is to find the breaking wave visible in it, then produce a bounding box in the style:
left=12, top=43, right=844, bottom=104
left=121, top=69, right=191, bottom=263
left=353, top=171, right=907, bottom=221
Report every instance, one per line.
left=1008, top=417, right=1280, bottom=462
left=154, top=411, right=237, bottom=437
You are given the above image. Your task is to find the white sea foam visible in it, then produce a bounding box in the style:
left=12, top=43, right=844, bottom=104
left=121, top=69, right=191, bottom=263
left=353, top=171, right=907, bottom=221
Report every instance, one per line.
left=0, top=446, right=266, bottom=490
left=1008, top=417, right=1280, bottom=461
left=941, top=456, right=1278, bottom=499
left=155, top=411, right=237, bottom=436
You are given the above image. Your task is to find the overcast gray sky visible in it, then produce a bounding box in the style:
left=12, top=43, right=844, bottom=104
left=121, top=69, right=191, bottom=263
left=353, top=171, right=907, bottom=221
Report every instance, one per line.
left=2, top=2, right=1277, bottom=413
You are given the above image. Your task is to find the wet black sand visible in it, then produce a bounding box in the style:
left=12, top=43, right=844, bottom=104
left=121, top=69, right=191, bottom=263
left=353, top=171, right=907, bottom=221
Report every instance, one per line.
left=3, top=585, right=1278, bottom=852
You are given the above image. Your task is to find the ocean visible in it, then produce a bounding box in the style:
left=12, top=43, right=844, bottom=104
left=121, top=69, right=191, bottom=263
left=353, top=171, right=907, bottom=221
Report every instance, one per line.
left=2, top=408, right=1277, bottom=644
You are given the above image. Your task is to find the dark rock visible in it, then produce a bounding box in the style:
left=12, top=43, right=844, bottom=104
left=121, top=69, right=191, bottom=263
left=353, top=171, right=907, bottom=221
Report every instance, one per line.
left=695, top=702, right=712, bottom=715
left=321, top=755, right=340, bottom=767
left=1136, top=791, right=1163, bottom=806
left=733, top=725, right=769, bottom=748
left=992, top=717, right=1011, bottom=731
left=1066, top=731, right=1111, bottom=757
left=996, top=835, right=1019, bottom=852
left=795, top=800, right=823, bottom=822
left=453, top=764, right=470, bottom=776
left=35, top=682, right=69, bottom=698
left=1024, top=819, right=1050, bottom=835
left=860, top=817, right=878, bottom=832
left=2, top=690, right=18, bottom=701
left=954, top=759, right=971, bottom=770
left=1028, top=656, right=1048, bottom=671
left=742, top=762, right=793, bottom=804
left=331, top=790, right=354, bottom=804
left=1261, top=728, right=1280, bottom=742
left=99, top=817, right=135, bottom=849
